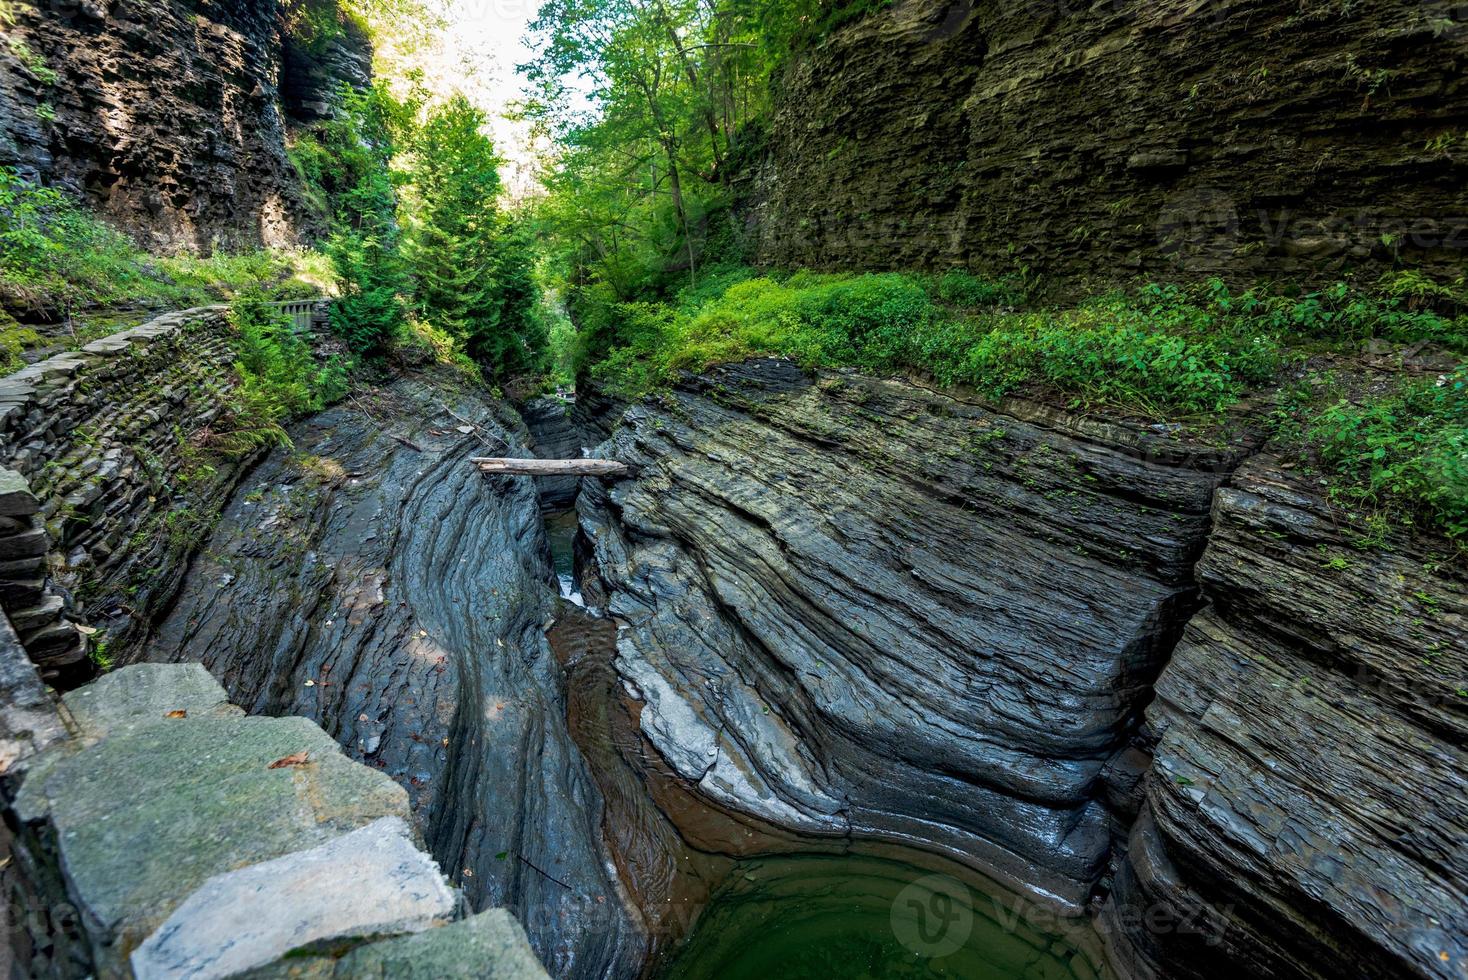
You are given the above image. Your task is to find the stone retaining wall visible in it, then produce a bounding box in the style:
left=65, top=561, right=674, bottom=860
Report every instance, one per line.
left=0, top=308, right=242, bottom=682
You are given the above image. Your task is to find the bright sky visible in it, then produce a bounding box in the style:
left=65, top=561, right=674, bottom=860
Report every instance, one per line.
left=431, top=0, right=551, bottom=198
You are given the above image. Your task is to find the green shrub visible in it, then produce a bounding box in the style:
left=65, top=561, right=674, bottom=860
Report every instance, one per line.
left=0, top=166, right=329, bottom=325
left=591, top=270, right=1281, bottom=414
left=1227, top=279, right=1468, bottom=351
left=1307, top=368, right=1468, bottom=540
left=937, top=270, right=1027, bottom=309
left=210, top=291, right=346, bottom=454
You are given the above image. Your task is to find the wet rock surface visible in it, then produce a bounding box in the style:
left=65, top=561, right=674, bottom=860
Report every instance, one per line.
left=139, top=378, right=645, bottom=979
left=579, top=359, right=1258, bottom=909
left=519, top=396, right=585, bottom=511
left=1104, top=456, right=1468, bottom=980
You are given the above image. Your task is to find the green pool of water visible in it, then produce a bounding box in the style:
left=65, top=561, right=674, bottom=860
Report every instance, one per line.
left=654, top=853, right=1108, bottom=980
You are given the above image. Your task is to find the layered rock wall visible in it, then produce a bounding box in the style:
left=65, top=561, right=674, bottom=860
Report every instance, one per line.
left=0, top=307, right=247, bottom=679
left=1102, top=457, right=1467, bottom=979
left=578, top=360, right=1259, bottom=909
left=580, top=362, right=1467, bottom=979
left=0, top=0, right=368, bottom=253
left=519, top=395, right=584, bottom=510
left=746, top=0, right=1468, bottom=288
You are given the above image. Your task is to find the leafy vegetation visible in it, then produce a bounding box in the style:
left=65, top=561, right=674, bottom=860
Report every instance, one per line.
left=585, top=270, right=1467, bottom=410
left=522, top=0, right=791, bottom=300
left=0, top=167, right=330, bottom=371
left=1299, top=368, right=1468, bottom=541
left=206, top=290, right=349, bottom=455
left=289, top=80, right=550, bottom=378
left=404, top=96, right=543, bottom=377
left=292, top=82, right=416, bottom=358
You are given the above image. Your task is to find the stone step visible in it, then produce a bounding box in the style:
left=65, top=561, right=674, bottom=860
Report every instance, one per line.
left=0, top=468, right=39, bottom=517
left=18, top=620, right=80, bottom=656
left=131, top=816, right=456, bottom=980
left=27, top=629, right=85, bottom=670
left=0, top=578, right=46, bottom=608
left=0, top=554, right=46, bottom=579
left=243, top=909, right=548, bottom=980
left=0, top=527, right=49, bottom=560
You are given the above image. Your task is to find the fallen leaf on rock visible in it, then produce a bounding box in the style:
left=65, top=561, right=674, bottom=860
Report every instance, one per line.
left=304, top=679, right=316, bottom=687
left=76, top=624, right=99, bottom=636
left=456, top=425, right=474, bottom=434
left=268, top=751, right=311, bottom=769
left=164, top=709, right=187, bottom=719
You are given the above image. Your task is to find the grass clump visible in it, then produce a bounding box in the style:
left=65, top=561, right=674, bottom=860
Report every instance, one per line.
left=588, top=271, right=1283, bottom=415
left=587, top=270, right=1468, bottom=419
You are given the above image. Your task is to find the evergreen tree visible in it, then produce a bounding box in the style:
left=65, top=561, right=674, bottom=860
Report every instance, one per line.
left=308, top=82, right=413, bottom=357
left=405, top=96, right=544, bottom=378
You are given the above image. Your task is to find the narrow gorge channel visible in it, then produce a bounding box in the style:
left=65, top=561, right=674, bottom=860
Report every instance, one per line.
left=2, top=1, right=1464, bottom=977
left=106, top=356, right=1463, bottom=980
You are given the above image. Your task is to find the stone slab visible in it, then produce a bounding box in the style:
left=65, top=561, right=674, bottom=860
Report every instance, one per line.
left=14, top=707, right=410, bottom=964
left=240, top=910, right=550, bottom=980
left=131, top=816, right=456, bottom=980
left=60, top=662, right=241, bottom=745
left=0, top=467, right=39, bottom=517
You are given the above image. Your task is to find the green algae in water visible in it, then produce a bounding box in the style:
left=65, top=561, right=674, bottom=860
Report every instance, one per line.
left=655, top=853, right=1107, bottom=980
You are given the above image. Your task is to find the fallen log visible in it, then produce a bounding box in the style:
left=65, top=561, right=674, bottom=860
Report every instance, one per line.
left=472, top=457, right=629, bottom=477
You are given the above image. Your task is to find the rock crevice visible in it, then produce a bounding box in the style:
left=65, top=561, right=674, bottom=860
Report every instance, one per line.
left=140, top=378, right=647, bottom=979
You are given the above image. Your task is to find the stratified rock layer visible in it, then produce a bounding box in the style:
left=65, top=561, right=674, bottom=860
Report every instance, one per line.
left=141, top=378, right=646, bottom=979
left=0, top=307, right=248, bottom=676
left=1103, top=456, right=1468, bottom=980
left=0, top=0, right=365, bottom=252
left=579, top=359, right=1257, bottom=908
left=746, top=0, right=1468, bottom=288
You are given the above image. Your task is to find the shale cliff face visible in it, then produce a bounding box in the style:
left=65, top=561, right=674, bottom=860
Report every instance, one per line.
left=746, top=0, right=1468, bottom=287
left=140, top=380, right=647, bottom=979
left=0, top=0, right=361, bottom=251
left=1105, top=456, right=1467, bottom=980
left=578, top=359, right=1258, bottom=909
left=579, top=361, right=1467, bottom=979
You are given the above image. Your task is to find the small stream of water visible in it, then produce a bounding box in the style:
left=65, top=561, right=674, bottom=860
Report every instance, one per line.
left=546, top=509, right=585, bottom=606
